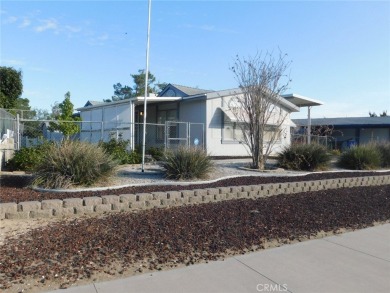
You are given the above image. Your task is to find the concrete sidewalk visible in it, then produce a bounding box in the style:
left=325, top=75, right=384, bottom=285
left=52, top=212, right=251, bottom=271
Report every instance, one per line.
left=46, top=224, right=390, bottom=293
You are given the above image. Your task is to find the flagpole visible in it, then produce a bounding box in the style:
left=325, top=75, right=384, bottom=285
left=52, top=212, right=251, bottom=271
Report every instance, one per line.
left=142, top=0, right=152, bottom=172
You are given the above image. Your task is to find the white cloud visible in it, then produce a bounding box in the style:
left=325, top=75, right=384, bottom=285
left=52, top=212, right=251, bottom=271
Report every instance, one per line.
left=34, top=18, right=58, bottom=32
left=183, top=23, right=237, bottom=34
left=65, top=25, right=81, bottom=33
left=1, top=59, right=25, bottom=66
left=28, top=66, right=50, bottom=73
left=87, top=33, right=110, bottom=46
left=97, top=33, right=108, bottom=41
left=19, top=17, right=31, bottom=28
left=4, top=10, right=105, bottom=46
left=4, top=16, right=18, bottom=24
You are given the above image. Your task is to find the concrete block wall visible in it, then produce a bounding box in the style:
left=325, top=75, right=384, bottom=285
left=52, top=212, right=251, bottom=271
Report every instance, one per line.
left=1, top=174, right=389, bottom=220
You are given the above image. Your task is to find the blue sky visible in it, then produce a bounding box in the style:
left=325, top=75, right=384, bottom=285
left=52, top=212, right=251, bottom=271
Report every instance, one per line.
left=1, top=0, right=389, bottom=119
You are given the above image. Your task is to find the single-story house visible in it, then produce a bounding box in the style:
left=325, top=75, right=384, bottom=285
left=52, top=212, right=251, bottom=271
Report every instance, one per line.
left=293, top=116, right=390, bottom=149
left=77, top=84, right=315, bottom=157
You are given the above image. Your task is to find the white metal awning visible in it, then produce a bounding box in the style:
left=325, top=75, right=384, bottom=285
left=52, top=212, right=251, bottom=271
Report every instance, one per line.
left=131, top=96, right=181, bottom=105
left=218, top=107, right=238, bottom=122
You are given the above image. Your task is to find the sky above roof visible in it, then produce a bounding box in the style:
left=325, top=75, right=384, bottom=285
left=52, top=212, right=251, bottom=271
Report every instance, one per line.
left=1, top=0, right=389, bottom=119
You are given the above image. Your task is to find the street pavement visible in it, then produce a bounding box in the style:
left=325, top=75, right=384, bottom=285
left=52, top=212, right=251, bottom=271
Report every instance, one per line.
left=46, top=223, right=390, bottom=293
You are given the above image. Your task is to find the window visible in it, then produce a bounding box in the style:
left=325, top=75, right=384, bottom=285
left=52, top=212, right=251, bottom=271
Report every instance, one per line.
left=222, top=112, right=281, bottom=143
left=264, top=126, right=281, bottom=142
left=223, top=120, right=245, bottom=142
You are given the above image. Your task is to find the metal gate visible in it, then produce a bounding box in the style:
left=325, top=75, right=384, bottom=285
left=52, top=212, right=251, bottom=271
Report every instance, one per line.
left=165, top=121, right=204, bottom=150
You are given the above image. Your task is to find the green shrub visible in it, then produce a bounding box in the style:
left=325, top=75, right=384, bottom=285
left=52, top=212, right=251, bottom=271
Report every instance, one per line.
left=160, top=146, right=214, bottom=180
left=338, top=144, right=381, bottom=170
left=147, top=146, right=164, bottom=161
left=99, top=138, right=141, bottom=164
left=277, top=143, right=331, bottom=171
left=33, top=140, right=117, bottom=188
left=374, top=142, right=390, bottom=167
left=6, top=142, right=50, bottom=171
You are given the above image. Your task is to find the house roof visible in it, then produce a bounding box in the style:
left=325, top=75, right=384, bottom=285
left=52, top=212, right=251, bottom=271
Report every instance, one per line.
left=159, top=84, right=213, bottom=97
left=207, top=88, right=300, bottom=113
left=78, top=85, right=306, bottom=114
left=293, top=116, right=390, bottom=127
left=83, top=100, right=106, bottom=107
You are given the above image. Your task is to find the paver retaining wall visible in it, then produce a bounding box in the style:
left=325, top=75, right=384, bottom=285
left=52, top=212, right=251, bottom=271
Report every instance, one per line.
left=1, top=175, right=390, bottom=220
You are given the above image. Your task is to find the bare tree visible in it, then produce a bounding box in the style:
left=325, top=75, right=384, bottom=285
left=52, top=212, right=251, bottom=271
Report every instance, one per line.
left=229, top=51, right=292, bottom=170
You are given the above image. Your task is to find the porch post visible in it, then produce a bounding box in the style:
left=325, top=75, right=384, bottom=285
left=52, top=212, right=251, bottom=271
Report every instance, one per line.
left=129, top=100, right=135, bottom=150
left=307, top=106, right=311, bottom=144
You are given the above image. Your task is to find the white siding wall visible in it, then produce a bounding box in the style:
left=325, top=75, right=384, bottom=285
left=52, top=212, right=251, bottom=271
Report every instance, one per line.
left=205, top=95, right=293, bottom=157
left=206, top=97, right=249, bottom=156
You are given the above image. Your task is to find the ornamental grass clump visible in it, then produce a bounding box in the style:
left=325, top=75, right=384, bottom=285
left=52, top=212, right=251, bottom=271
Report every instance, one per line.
left=277, top=143, right=331, bottom=171
left=374, top=142, right=390, bottom=168
left=160, top=146, right=214, bottom=180
left=33, top=140, right=117, bottom=189
left=338, top=144, right=381, bottom=170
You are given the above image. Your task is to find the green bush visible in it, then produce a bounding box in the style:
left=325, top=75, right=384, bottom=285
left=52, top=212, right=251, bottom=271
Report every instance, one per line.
left=99, top=138, right=141, bottom=164
left=375, top=142, right=390, bottom=167
left=160, top=146, right=214, bottom=180
left=338, top=144, right=381, bottom=170
left=147, top=146, right=164, bottom=161
left=277, top=143, right=331, bottom=171
left=6, top=142, right=50, bottom=171
left=33, top=140, right=117, bottom=188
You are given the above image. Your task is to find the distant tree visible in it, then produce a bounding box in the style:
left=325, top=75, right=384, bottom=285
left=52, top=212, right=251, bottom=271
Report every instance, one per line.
left=369, top=111, right=377, bottom=117
left=0, top=66, right=23, bottom=109
left=229, top=51, right=292, bottom=170
left=10, top=98, right=39, bottom=138
left=10, top=97, right=35, bottom=118
left=50, top=91, right=81, bottom=138
left=369, top=111, right=388, bottom=117
left=156, top=82, right=168, bottom=93
left=131, top=69, right=157, bottom=97
left=107, top=70, right=165, bottom=102
left=112, top=83, right=133, bottom=101
left=34, top=108, right=51, bottom=120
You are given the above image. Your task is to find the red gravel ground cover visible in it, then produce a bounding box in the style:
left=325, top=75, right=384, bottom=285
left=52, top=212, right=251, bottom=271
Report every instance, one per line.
left=0, top=182, right=389, bottom=291
left=1, top=172, right=389, bottom=291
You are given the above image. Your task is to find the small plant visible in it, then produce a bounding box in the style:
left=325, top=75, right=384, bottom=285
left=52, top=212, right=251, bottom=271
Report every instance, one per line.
left=99, top=138, right=141, bottom=164
left=330, top=149, right=341, bottom=156
left=160, top=146, right=214, bottom=180
left=338, top=144, right=381, bottom=170
left=33, top=140, right=117, bottom=188
left=277, top=143, right=331, bottom=171
left=6, top=142, right=51, bottom=171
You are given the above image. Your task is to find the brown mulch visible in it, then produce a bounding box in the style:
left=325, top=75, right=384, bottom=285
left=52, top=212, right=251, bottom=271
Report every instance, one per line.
left=1, top=171, right=390, bottom=204
left=0, top=184, right=389, bottom=291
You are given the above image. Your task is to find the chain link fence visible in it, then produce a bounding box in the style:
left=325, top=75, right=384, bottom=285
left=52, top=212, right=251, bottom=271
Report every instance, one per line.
left=292, top=134, right=337, bottom=150
left=0, top=112, right=205, bottom=152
